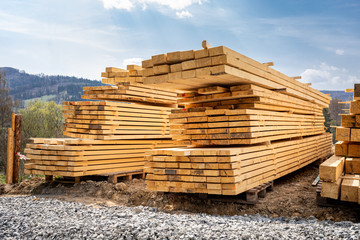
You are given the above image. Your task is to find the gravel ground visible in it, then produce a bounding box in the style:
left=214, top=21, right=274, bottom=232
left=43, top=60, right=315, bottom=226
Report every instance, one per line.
left=0, top=196, right=359, bottom=239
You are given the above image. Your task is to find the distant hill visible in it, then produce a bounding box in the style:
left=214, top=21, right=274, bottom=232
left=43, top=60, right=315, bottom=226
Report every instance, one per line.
left=320, top=90, right=353, bottom=102
left=0, top=67, right=105, bottom=106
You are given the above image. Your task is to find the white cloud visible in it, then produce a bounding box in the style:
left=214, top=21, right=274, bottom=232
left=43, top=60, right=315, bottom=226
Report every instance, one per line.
left=102, top=0, right=134, bottom=10
left=122, top=57, right=143, bottom=68
left=99, top=0, right=204, bottom=18
left=100, top=0, right=203, bottom=10
left=335, top=49, right=344, bottom=55
left=301, top=62, right=359, bottom=90
left=176, top=10, right=192, bottom=18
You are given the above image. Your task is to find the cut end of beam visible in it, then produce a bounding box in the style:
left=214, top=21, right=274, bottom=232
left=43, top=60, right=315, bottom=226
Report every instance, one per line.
left=202, top=40, right=212, bottom=49
left=263, top=62, right=274, bottom=67
left=345, top=89, right=354, bottom=92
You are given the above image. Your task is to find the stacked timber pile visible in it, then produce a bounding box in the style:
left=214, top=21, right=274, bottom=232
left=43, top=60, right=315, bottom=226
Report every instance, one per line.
left=144, top=42, right=333, bottom=195
left=101, top=66, right=144, bottom=85
left=62, top=101, right=172, bottom=140
left=81, top=83, right=178, bottom=106
left=320, top=84, right=360, bottom=204
left=25, top=138, right=179, bottom=177
left=25, top=65, right=182, bottom=177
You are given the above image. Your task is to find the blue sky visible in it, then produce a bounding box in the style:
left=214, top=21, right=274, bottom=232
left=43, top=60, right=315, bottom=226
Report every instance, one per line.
left=0, top=0, right=359, bottom=90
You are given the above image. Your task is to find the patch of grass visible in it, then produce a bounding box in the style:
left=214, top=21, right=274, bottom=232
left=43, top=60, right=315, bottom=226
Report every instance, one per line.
left=23, top=94, right=57, bottom=105
left=0, top=174, right=5, bottom=184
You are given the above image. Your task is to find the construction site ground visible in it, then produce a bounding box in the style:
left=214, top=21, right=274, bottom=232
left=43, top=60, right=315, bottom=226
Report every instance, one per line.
left=1, top=162, right=359, bottom=223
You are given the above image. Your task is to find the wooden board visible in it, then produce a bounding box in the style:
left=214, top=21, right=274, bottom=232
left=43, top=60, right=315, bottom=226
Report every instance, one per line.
left=350, top=101, right=360, bottom=114
left=341, top=174, right=360, bottom=202
left=336, top=127, right=351, bottom=142
left=345, top=158, right=360, bottom=174
left=321, top=178, right=342, bottom=199
left=319, top=155, right=345, bottom=182
left=341, top=114, right=356, bottom=128
left=335, top=141, right=348, bottom=156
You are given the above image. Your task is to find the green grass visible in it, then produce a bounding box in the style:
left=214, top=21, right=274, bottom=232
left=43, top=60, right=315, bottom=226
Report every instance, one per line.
left=0, top=174, right=5, bottom=184
left=23, top=94, right=57, bottom=105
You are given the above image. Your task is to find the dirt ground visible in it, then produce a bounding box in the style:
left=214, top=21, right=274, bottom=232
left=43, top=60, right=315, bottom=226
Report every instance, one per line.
left=1, top=162, right=359, bottom=222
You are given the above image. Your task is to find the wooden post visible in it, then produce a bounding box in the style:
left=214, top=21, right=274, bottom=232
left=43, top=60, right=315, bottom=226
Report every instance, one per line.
left=6, top=128, right=14, bottom=184
left=13, top=115, right=22, bottom=183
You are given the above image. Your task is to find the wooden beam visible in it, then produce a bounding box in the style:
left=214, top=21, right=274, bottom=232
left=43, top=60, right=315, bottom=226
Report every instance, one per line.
left=6, top=128, right=14, bottom=184
left=319, top=155, right=344, bottom=182
left=292, top=76, right=302, bottom=80
left=202, top=40, right=212, bottom=49
left=345, top=89, right=354, bottom=93
left=263, top=62, right=274, bottom=67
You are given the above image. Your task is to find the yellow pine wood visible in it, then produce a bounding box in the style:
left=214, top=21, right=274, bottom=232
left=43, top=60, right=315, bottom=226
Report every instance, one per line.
left=341, top=174, right=360, bottom=202
left=63, top=132, right=171, bottom=140
left=321, top=178, right=342, bottom=200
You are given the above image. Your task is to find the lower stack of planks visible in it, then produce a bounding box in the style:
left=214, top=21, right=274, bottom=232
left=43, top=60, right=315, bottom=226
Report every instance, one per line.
left=146, top=134, right=332, bottom=195
left=24, top=138, right=183, bottom=177
left=320, top=84, right=360, bottom=204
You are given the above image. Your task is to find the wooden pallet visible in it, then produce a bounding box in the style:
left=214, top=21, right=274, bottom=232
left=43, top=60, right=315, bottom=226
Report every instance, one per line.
left=200, top=181, right=274, bottom=204
left=103, top=170, right=145, bottom=183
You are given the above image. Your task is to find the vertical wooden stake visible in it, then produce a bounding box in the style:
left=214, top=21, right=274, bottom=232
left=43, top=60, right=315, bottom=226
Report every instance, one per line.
left=13, top=115, right=22, bottom=183
left=6, top=128, right=14, bottom=184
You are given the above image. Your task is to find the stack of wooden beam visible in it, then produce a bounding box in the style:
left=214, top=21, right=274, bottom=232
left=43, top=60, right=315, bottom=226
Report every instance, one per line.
left=146, top=134, right=332, bottom=194
left=320, top=84, right=360, bottom=204
left=170, top=84, right=325, bottom=146
left=143, top=44, right=333, bottom=195
left=81, top=82, right=178, bottom=106
left=25, top=138, right=182, bottom=177
left=24, top=65, right=182, bottom=178
left=62, top=101, right=172, bottom=140
left=141, top=46, right=330, bottom=109
left=101, top=66, right=144, bottom=85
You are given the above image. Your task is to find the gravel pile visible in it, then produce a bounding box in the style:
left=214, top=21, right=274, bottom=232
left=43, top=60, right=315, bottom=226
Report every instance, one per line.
left=0, top=196, right=359, bottom=239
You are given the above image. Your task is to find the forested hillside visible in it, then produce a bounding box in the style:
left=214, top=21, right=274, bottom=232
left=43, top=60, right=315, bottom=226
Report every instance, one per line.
left=320, top=90, right=353, bottom=102
left=0, top=67, right=105, bottom=105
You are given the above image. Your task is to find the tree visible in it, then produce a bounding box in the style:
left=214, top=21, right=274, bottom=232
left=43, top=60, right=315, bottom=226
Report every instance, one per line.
left=20, top=100, right=64, bottom=150
left=329, top=98, right=343, bottom=126
left=0, top=71, right=17, bottom=171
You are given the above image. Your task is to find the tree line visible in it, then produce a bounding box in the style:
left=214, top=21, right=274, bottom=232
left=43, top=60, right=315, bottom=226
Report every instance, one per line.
left=0, top=72, right=63, bottom=172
